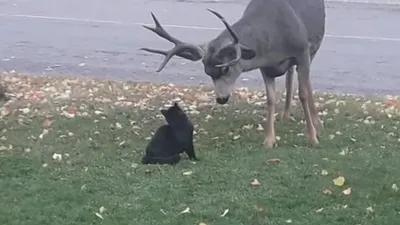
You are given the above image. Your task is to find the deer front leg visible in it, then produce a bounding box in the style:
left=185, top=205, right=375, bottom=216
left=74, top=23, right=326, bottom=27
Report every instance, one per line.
left=297, top=54, right=319, bottom=146
left=261, top=69, right=277, bottom=149
left=282, top=66, right=295, bottom=121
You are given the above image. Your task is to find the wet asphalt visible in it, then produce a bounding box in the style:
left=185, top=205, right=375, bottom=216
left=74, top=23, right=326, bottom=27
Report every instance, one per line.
left=1, top=0, right=400, bottom=96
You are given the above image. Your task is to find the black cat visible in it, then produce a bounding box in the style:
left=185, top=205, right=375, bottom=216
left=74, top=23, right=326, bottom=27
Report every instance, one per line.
left=141, top=102, right=198, bottom=165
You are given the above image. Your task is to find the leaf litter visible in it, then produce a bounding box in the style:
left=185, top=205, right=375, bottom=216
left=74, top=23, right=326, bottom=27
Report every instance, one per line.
left=1, top=73, right=400, bottom=222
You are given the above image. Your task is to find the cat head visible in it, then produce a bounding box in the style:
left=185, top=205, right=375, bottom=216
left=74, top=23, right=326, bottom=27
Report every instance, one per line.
left=160, top=102, right=189, bottom=126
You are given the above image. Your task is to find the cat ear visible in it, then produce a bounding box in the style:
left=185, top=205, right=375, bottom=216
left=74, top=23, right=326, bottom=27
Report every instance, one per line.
left=173, top=102, right=179, bottom=107
left=160, top=109, right=167, bottom=116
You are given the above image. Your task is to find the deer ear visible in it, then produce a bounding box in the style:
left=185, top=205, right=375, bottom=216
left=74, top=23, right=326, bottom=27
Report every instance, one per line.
left=239, top=44, right=256, bottom=60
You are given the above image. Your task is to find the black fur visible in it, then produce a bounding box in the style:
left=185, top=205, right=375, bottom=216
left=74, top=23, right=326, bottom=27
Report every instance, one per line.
left=141, top=102, right=198, bottom=165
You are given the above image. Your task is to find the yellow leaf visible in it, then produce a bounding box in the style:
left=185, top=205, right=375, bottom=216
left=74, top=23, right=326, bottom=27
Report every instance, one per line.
left=322, top=189, right=332, bottom=195
left=333, top=176, right=345, bottom=186
left=342, top=187, right=352, bottom=195
left=251, top=178, right=261, bottom=186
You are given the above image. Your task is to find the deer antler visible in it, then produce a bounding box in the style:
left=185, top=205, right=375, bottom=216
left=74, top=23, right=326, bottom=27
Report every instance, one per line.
left=207, top=9, right=242, bottom=68
left=140, top=13, right=204, bottom=72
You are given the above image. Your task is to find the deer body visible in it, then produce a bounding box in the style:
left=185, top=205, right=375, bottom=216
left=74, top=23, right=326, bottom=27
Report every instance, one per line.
left=141, top=0, right=326, bottom=148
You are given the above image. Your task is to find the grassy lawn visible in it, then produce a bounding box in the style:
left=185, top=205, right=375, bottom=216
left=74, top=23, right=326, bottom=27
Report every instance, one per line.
left=1, top=73, right=400, bottom=225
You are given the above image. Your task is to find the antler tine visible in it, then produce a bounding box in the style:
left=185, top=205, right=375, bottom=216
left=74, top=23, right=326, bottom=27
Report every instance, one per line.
left=142, top=12, right=183, bottom=45
left=207, top=9, right=241, bottom=68
left=140, top=12, right=204, bottom=72
left=139, top=48, right=168, bottom=56
left=207, top=9, right=239, bottom=43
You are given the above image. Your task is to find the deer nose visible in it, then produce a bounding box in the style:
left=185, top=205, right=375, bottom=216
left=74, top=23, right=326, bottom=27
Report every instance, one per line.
left=216, top=96, right=229, bottom=104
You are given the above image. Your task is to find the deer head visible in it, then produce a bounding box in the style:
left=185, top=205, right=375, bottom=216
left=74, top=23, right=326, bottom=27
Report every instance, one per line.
left=140, top=9, right=256, bottom=104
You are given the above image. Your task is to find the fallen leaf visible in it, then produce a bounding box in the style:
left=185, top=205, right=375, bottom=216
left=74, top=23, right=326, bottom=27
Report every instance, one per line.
left=321, top=169, right=328, bottom=176
left=333, top=176, right=345, bottom=187
left=322, top=189, right=332, bottom=195
left=198, top=223, right=207, bottom=225
left=0, top=107, right=11, bottom=117
left=179, top=207, right=190, bottom=214
left=95, top=212, right=104, bottom=220
left=251, top=178, right=261, bottom=186
left=253, top=205, right=265, bottom=212
left=99, top=206, right=106, bottom=213
left=392, top=183, right=399, bottom=192
left=286, top=219, right=293, bottom=223
left=42, top=118, right=54, bottom=128
left=266, top=158, right=281, bottom=164
left=39, top=129, right=49, bottom=139
left=220, top=209, right=229, bottom=217
left=315, top=208, right=324, bottom=213
left=242, top=124, right=253, bottom=130
left=233, top=135, right=241, bottom=140
left=115, top=122, right=122, bottom=129
left=366, top=206, right=374, bottom=213
left=160, top=209, right=167, bottom=215
left=342, top=187, right=352, bottom=195
left=183, top=171, right=193, bottom=176
left=52, top=153, right=62, bottom=161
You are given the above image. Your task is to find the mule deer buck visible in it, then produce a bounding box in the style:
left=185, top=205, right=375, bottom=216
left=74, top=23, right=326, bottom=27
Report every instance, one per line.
left=140, top=0, right=326, bottom=148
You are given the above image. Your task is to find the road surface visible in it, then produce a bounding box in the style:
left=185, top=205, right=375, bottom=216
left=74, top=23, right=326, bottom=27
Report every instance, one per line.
left=1, top=0, right=400, bottom=96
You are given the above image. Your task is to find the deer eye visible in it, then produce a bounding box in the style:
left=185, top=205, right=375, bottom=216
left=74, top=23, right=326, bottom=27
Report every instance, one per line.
left=221, top=67, right=229, bottom=74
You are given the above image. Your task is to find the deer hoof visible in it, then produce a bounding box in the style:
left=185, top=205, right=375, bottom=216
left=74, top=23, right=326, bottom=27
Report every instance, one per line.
left=307, top=134, right=319, bottom=147
left=263, top=138, right=277, bottom=149
left=281, top=112, right=295, bottom=122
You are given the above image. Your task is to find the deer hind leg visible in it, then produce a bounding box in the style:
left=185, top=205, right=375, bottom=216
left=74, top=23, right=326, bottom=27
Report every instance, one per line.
left=306, top=79, right=324, bottom=135
left=307, top=54, right=324, bottom=135
left=282, top=65, right=295, bottom=121
left=261, top=69, right=277, bottom=149
left=296, top=52, right=319, bottom=147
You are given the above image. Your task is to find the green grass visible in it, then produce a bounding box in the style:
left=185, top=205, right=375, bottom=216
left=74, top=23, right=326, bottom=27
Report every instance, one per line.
left=0, top=74, right=400, bottom=225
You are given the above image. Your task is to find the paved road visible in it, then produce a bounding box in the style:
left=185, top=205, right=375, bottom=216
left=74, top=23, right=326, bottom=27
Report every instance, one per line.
left=1, top=0, right=400, bottom=96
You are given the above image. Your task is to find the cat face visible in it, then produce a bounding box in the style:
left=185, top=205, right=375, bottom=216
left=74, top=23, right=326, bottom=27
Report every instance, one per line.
left=160, top=102, right=189, bottom=126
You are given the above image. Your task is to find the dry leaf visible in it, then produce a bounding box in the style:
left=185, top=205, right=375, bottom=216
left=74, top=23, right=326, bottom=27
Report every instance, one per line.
left=321, top=169, right=328, bottom=176
left=220, top=209, right=229, bottom=217
left=342, top=187, right=352, bottom=195
left=315, top=208, right=324, bottom=213
left=179, top=207, right=190, bottom=214
left=160, top=209, right=167, bottom=215
left=39, top=129, right=49, bottom=139
left=199, top=223, right=207, bottom=225
left=322, top=189, right=332, bottom=195
left=251, top=178, right=261, bottom=186
left=266, top=158, right=281, bottom=164
left=366, top=206, right=374, bottom=213
left=333, top=176, right=345, bottom=186
left=99, top=206, right=106, bottom=213
left=115, top=122, right=122, bottom=129
left=392, top=183, right=399, bottom=192
left=253, top=205, right=265, bottom=212
left=0, top=107, right=11, bottom=117
left=95, top=212, right=104, bottom=220
left=183, top=171, right=193, bottom=176
left=233, top=135, right=241, bottom=140
left=42, top=119, right=54, bottom=128
left=52, top=153, right=62, bottom=161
